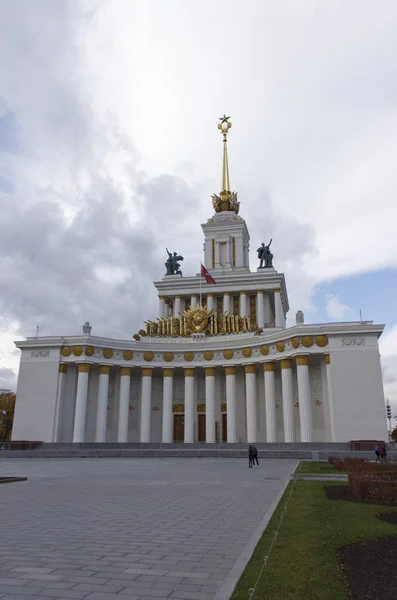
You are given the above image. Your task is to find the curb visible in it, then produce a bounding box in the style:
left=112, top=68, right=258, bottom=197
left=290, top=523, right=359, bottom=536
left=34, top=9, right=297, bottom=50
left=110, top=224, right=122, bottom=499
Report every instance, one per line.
left=213, top=466, right=297, bottom=600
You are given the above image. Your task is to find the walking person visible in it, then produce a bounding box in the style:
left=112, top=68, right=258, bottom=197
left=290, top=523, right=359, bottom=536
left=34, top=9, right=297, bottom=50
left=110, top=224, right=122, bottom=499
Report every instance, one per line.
left=381, top=444, right=387, bottom=463
left=248, top=444, right=253, bottom=468
left=252, top=444, right=259, bottom=467
left=375, top=444, right=381, bottom=462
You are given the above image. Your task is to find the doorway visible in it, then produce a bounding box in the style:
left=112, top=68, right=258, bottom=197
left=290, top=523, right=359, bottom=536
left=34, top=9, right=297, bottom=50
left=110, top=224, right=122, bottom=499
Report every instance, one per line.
left=222, top=413, right=227, bottom=442
left=173, top=414, right=184, bottom=442
left=198, top=414, right=206, bottom=442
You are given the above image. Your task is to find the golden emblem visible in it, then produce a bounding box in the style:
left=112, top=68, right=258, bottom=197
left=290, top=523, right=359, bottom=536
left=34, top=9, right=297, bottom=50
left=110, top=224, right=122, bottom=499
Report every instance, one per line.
left=186, top=306, right=210, bottom=333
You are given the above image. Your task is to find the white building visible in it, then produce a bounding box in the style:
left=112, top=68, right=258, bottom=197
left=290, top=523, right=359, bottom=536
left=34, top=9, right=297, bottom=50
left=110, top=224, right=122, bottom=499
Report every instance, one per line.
left=12, top=117, right=388, bottom=445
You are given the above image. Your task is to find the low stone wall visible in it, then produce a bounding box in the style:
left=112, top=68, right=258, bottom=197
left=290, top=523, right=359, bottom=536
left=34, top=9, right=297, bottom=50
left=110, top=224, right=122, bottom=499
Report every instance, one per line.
left=1, top=441, right=396, bottom=460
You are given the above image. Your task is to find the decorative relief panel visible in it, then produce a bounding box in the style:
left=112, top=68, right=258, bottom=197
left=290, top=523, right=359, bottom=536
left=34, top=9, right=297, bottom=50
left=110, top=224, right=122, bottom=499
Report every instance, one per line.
left=341, top=337, right=365, bottom=346
left=31, top=350, right=50, bottom=358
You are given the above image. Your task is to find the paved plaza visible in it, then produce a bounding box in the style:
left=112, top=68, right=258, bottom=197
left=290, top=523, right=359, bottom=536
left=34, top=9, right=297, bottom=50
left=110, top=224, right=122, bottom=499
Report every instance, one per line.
left=0, top=458, right=297, bottom=600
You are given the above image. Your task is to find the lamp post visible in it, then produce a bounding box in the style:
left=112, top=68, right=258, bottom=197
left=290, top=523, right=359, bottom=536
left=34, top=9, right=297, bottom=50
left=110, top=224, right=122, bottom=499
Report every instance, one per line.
left=0, top=409, right=9, bottom=448
left=386, top=402, right=392, bottom=441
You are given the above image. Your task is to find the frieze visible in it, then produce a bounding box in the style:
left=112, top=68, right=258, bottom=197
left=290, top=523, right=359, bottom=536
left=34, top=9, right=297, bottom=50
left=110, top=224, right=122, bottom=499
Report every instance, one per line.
left=31, top=350, right=50, bottom=358
left=341, top=337, right=365, bottom=346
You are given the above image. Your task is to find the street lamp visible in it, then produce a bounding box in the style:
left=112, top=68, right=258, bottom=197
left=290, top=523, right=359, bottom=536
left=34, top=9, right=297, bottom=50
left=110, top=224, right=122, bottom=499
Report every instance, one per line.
left=386, top=402, right=392, bottom=440
left=0, top=409, right=8, bottom=447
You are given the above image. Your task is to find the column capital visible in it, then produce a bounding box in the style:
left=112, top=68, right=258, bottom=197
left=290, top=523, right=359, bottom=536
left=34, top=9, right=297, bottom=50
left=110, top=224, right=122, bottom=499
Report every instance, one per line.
left=324, top=353, right=330, bottom=365
left=163, top=368, right=174, bottom=377
left=99, top=365, right=111, bottom=375
left=207, top=292, right=214, bottom=297
left=191, top=294, right=197, bottom=298
left=158, top=295, right=165, bottom=300
left=175, top=295, right=181, bottom=299
left=184, top=368, right=195, bottom=377
left=120, top=367, right=132, bottom=377
left=77, top=363, right=90, bottom=373
left=224, top=291, right=230, bottom=296
left=280, top=359, right=292, bottom=370
left=257, top=289, right=264, bottom=294
left=263, top=362, right=275, bottom=372
left=142, top=367, right=153, bottom=377
left=240, top=290, right=246, bottom=294
left=225, top=366, right=236, bottom=376
left=296, top=355, right=309, bottom=367
left=274, top=288, right=281, bottom=293
left=205, top=367, right=216, bottom=377
left=59, top=363, right=68, bottom=374
left=244, top=364, right=256, bottom=374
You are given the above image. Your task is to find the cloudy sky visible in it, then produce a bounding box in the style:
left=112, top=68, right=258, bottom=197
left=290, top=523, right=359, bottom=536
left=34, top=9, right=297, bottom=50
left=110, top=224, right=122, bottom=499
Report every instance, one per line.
left=0, top=0, right=396, bottom=413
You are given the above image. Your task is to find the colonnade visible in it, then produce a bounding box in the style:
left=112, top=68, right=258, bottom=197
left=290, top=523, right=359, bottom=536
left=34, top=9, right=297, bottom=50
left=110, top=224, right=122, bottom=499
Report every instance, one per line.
left=158, top=289, right=285, bottom=328
left=57, top=354, right=330, bottom=444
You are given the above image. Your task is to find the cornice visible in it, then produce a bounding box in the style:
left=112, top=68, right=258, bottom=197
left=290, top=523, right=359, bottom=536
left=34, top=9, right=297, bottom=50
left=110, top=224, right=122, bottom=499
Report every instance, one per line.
left=16, top=324, right=383, bottom=370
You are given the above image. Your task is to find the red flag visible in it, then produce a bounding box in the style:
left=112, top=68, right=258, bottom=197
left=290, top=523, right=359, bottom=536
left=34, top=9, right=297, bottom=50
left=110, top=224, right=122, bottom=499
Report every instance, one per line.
left=200, top=263, right=216, bottom=285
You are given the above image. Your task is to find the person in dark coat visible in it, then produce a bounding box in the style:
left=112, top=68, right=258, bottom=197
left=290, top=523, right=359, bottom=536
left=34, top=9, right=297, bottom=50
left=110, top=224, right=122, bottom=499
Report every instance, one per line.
left=381, top=444, right=387, bottom=462
left=251, top=444, right=259, bottom=467
left=248, top=445, right=253, bottom=468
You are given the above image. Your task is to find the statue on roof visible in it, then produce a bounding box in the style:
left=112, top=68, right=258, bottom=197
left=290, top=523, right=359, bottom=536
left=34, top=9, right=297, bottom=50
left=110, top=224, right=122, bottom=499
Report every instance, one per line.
left=257, top=239, right=273, bottom=268
left=82, top=322, right=92, bottom=334
left=165, top=248, right=184, bottom=275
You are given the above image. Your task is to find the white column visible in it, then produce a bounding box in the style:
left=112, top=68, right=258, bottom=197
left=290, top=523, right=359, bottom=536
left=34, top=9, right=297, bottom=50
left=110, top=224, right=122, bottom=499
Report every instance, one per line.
left=245, top=365, right=257, bottom=443
left=118, top=367, right=131, bottom=442
left=274, top=288, right=285, bottom=328
left=207, top=294, right=214, bottom=311
left=225, top=366, right=237, bottom=442
left=174, top=296, right=181, bottom=317
left=264, top=362, right=276, bottom=443
left=223, top=292, right=231, bottom=313
left=162, top=368, right=174, bottom=443
left=325, top=354, right=336, bottom=442
left=165, top=300, right=170, bottom=317
left=73, top=363, right=91, bottom=443
left=190, top=294, right=197, bottom=309
left=53, top=363, right=67, bottom=441
left=205, top=367, right=216, bottom=443
left=257, top=290, right=265, bottom=328
left=159, top=296, right=165, bottom=318
left=281, top=359, right=294, bottom=442
left=140, top=368, right=152, bottom=443
left=296, top=356, right=313, bottom=442
left=95, top=365, right=110, bottom=442
left=239, top=291, right=248, bottom=317
left=184, top=368, right=195, bottom=443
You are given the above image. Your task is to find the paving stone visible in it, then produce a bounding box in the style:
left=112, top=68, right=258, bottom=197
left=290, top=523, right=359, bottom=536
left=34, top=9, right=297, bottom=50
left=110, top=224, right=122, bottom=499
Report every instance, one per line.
left=37, top=589, right=90, bottom=599
left=0, top=458, right=296, bottom=600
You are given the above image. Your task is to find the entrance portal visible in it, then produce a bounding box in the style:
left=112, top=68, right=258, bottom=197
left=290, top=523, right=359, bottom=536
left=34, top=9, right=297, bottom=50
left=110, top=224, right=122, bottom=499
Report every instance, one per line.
left=198, top=414, right=206, bottom=442
left=222, top=413, right=227, bottom=442
left=173, top=414, right=184, bottom=442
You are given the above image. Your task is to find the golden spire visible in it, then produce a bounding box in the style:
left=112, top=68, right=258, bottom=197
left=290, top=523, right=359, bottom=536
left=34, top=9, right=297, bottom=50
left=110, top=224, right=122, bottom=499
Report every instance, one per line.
left=218, top=114, right=231, bottom=192
left=212, top=114, right=240, bottom=214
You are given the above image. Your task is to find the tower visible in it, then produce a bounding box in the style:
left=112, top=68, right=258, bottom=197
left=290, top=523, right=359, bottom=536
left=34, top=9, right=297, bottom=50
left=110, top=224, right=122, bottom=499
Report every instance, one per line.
left=202, top=115, right=250, bottom=272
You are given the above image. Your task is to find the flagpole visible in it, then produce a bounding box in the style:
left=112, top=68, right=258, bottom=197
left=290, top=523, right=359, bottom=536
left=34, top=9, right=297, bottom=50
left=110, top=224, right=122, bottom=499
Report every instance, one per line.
left=199, top=263, right=202, bottom=307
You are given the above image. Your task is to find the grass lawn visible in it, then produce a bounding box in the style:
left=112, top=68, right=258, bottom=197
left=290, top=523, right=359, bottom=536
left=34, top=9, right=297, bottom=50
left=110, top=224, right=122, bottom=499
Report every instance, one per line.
left=296, top=460, right=342, bottom=474
left=231, top=481, right=397, bottom=600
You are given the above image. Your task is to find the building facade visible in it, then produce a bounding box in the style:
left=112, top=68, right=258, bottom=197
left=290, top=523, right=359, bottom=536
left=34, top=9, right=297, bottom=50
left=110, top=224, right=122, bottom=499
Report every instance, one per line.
left=12, top=117, right=388, bottom=444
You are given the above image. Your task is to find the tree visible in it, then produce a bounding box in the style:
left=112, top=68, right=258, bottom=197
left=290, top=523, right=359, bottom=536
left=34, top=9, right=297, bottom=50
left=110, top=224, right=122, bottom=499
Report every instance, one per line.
left=0, top=392, right=16, bottom=443
left=391, top=425, right=397, bottom=442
